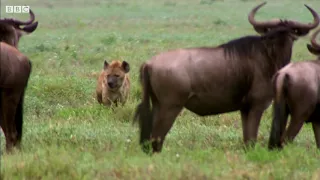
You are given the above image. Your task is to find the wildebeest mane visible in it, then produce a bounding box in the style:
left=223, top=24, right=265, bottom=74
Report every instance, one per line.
left=220, top=27, right=294, bottom=62
left=0, top=23, right=16, bottom=45
left=219, top=35, right=265, bottom=61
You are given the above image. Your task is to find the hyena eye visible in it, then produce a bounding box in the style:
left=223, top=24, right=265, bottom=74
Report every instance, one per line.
left=115, top=74, right=120, bottom=77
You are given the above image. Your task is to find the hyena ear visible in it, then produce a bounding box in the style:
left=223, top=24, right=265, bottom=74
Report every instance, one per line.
left=122, top=61, right=130, bottom=73
left=103, top=60, right=109, bottom=70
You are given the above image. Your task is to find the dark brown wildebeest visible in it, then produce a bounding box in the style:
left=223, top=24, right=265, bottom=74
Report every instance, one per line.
left=268, top=29, right=320, bottom=150
left=133, top=2, right=320, bottom=154
left=0, top=10, right=38, bottom=152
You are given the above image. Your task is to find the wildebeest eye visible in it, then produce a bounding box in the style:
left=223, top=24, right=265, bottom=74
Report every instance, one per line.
left=264, top=28, right=270, bottom=33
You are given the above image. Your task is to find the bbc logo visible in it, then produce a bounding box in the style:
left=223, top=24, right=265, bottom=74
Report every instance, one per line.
left=5, top=6, right=30, bottom=13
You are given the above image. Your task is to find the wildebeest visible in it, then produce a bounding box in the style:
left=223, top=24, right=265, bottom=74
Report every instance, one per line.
left=96, top=60, right=130, bottom=106
left=268, top=29, right=320, bottom=150
left=133, top=2, right=320, bottom=154
left=0, top=10, right=38, bottom=152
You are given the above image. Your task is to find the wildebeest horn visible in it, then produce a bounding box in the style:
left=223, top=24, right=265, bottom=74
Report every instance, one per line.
left=286, top=5, right=319, bottom=30
left=307, top=29, right=320, bottom=55
left=310, top=29, right=320, bottom=49
left=248, top=2, right=281, bottom=29
left=248, top=2, right=319, bottom=32
left=0, top=9, right=35, bottom=25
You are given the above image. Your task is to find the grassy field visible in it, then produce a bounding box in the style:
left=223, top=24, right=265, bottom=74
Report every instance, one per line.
left=1, top=0, right=320, bottom=179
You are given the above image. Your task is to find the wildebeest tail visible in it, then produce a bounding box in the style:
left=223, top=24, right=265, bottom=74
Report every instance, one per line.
left=15, top=92, right=24, bottom=144
left=268, top=72, right=290, bottom=150
left=16, top=61, right=32, bottom=145
left=133, top=63, right=154, bottom=153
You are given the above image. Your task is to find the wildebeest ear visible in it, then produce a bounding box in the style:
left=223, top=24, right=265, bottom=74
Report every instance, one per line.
left=122, top=61, right=130, bottom=73
left=254, top=27, right=269, bottom=35
left=307, top=44, right=320, bottom=56
left=104, top=60, right=109, bottom=70
left=22, top=21, right=39, bottom=33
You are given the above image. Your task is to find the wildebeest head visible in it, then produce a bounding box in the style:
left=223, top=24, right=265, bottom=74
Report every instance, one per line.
left=248, top=2, right=319, bottom=38
left=0, top=9, right=38, bottom=48
left=307, top=29, right=320, bottom=57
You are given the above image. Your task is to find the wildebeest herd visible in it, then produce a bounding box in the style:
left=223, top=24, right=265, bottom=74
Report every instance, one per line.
left=1, top=2, right=320, bottom=156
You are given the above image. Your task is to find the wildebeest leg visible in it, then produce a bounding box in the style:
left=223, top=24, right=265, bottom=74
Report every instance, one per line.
left=0, top=88, right=2, bottom=126
left=15, top=90, right=26, bottom=149
left=1, top=90, right=20, bottom=152
left=0, top=89, right=4, bottom=146
left=150, top=104, right=183, bottom=153
left=312, top=122, right=320, bottom=149
left=282, top=115, right=305, bottom=145
left=240, top=107, right=264, bottom=147
left=0, top=90, right=11, bottom=151
left=282, top=99, right=316, bottom=146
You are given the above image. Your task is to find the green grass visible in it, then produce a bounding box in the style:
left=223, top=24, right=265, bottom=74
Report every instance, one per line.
left=1, top=0, right=320, bottom=179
